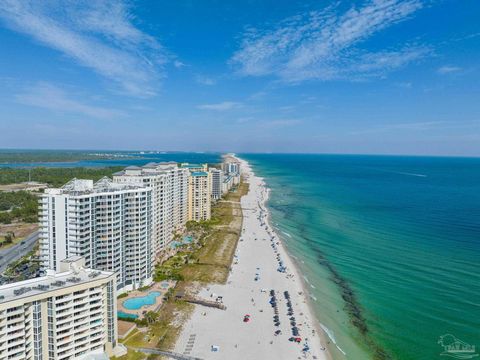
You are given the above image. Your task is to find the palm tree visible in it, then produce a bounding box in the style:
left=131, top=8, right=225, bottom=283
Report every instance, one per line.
left=144, top=311, right=159, bottom=325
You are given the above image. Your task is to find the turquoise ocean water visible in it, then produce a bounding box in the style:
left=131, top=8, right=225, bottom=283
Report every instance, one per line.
left=242, top=154, right=480, bottom=360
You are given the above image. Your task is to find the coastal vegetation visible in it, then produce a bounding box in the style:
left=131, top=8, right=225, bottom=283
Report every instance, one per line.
left=4, top=245, right=40, bottom=282
left=154, top=182, right=248, bottom=284
left=0, top=191, right=38, bottom=224
left=0, top=166, right=123, bottom=187
left=114, top=301, right=194, bottom=360
left=0, top=150, right=128, bottom=163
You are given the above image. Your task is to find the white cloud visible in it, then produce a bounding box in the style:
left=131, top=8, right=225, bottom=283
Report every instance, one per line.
left=437, top=65, right=462, bottom=74
left=231, top=0, right=428, bottom=82
left=16, top=82, right=125, bottom=119
left=174, top=60, right=186, bottom=68
left=197, top=101, right=242, bottom=111
left=0, top=0, right=168, bottom=97
left=195, top=75, right=216, bottom=85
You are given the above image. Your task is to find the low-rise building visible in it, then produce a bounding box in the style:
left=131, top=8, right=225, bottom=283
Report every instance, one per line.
left=0, top=256, right=119, bottom=360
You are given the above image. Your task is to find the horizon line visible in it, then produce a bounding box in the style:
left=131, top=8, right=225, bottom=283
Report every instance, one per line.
left=0, top=148, right=479, bottom=159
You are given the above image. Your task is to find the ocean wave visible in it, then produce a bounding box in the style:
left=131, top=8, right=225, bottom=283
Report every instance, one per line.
left=282, top=231, right=292, bottom=238
left=320, top=324, right=347, bottom=356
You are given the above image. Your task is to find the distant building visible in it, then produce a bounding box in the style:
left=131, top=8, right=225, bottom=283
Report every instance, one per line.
left=181, top=163, right=208, bottom=172
left=222, top=175, right=233, bottom=194
left=222, top=161, right=240, bottom=175
left=0, top=256, right=119, bottom=360
left=39, top=178, right=152, bottom=292
left=113, top=162, right=189, bottom=258
left=188, top=171, right=211, bottom=221
left=222, top=173, right=240, bottom=194
left=209, top=168, right=223, bottom=201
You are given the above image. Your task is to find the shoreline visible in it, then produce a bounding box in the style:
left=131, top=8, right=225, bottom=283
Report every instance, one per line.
left=255, top=168, right=335, bottom=360
left=173, top=157, right=331, bottom=359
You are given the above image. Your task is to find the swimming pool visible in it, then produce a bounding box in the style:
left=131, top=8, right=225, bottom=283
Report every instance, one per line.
left=122, top=291, right=161, bottom=310
left=117, top=311, right=138, bottom=319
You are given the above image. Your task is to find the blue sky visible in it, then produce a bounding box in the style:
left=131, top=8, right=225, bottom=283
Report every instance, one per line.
left=0, top=0, right=479, bottom=155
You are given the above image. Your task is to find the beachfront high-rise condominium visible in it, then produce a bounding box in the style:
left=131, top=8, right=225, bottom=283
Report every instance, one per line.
left=39, top=177, right=152, bottom=292
left=209, top=168, right=223, bottom=201
left=0, top=256, right=119, bottom=360
left=187, top=171, right=212, bottom=221
left=180, top=163, right=208, bottom=173
left=222, top=174, right=239, bottom=195
left=222, top=161, right=240, bottom=175
left=113, top=162, right=189, bottom=258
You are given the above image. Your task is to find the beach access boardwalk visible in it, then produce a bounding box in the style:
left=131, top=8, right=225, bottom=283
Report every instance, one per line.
left=132, top=347, right=203, bottom=360
left=183, top=296, right=227, bottom=310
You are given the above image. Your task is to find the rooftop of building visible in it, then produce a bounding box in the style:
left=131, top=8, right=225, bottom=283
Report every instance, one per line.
left=181, top=163, right=204, bottom=168
left=0, top=257, right=114, bottom=306
left=113, top=162, right=182, bottom=177
left=191, top=171, right=208, bottom=177
left=44, top=177, right=148, bottom=196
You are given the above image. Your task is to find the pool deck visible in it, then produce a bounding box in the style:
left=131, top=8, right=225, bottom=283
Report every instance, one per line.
left=117, top=281, right=175, bottom=319
left=118, top=320, right=137, bottom=339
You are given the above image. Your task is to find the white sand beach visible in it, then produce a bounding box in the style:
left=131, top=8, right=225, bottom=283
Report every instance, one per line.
left=174, top=158, right=330, bottom=360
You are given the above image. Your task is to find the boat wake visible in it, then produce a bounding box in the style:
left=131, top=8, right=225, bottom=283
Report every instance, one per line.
left=394, top=171, right=427, bottom=177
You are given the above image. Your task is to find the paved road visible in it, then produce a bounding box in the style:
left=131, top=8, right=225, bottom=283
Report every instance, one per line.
left=0, top=231, right=39, bottom=273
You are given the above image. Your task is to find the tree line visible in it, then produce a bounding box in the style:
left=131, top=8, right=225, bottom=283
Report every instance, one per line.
left=0, top=166, right=123, bottom=187
left=0, top=167, right=123, bottom=224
